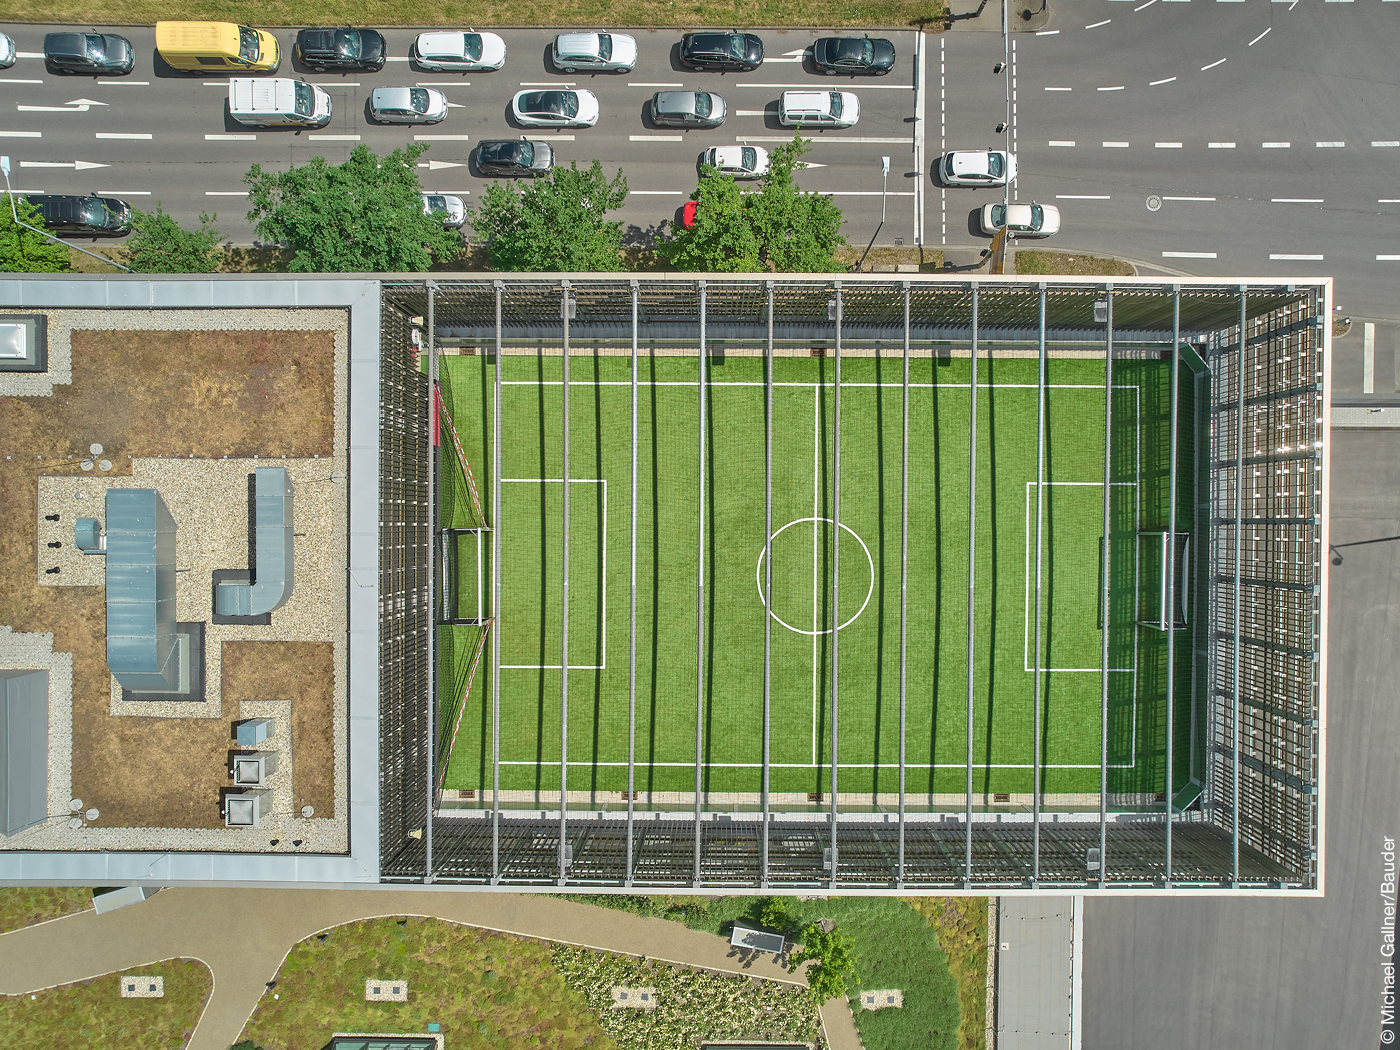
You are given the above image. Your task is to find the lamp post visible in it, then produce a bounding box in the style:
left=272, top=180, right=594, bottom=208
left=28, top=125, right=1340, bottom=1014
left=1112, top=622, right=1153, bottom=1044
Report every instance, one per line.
left=0, top=155, right=132, bottom=272
left=857, top=156, right=892, bottom=273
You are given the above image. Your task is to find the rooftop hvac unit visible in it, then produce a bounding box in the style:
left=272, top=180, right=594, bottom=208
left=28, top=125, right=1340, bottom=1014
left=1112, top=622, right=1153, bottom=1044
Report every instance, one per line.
left=232, top=752, right=279, bottom=786
left=225, top=788, right=272, bottom=828
left=235, top=718, right=274, bottom=747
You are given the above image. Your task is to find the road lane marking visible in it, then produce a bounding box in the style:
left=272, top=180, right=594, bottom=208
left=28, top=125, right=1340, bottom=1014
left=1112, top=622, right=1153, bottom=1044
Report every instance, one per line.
left=416, top=82, right=470, bottom=87
left=1150, top=77, right=1176, bottom=86
left=1103, top=141, right=1130, bottom=147
left=826, top=190, right=916, bottom=196
left=1048, top=140, right=1075, bottom=146
left=0, top=130, right=41, bottom=136
left=1057, top=194, right=1109, bottom=199
left=1270, top=254, right=1323, bottom=260
left=546, top=134, right=575, bottom=140
left=385, top=56, right=411, bottom=61
left=1378, top=255, right=1400, bottom=260
left=740, top=136, right=908, bottom=143
left=1163, top=251, right=1216, bottom=258
left=205, top=133, right=255, bottom=140
left=629, top=82, right=683, bottom=87
left=205, top=191, right=247, bottom=195
left=1044, top=87, right=1072, bottom=91
left=1035, top=29, right=1060, bottom=34
left=18, top=99, right=108, bottom=112
left=1209, top=142, right=1235, bottom=148
left=20, top=160, right=108, bottom=169
left=734, top=110, right=767, bottom=115
left=203, top=81, right=231, bottom=86
left=1098, top=85, right=1125, bottom=91
left=744, top=82, right=909, bottom=89
left=1316, top=141, right=1345, bottom=147
left=630, top=134, right=682, bottom=140
left=98, top=189, right=149, bottom=194
left=1163, top=196, right=1216, bottom=200
left=95, top=132, right=151, bottom=139
left=1248, top=27, right=1272, bottom=45
left=1201, top=58, right=1226, bottom=71
left=1135, top=0, right=1158, bottom=9
left=308, top=134, right=361, bottom=140
left=0, top=79, right=44, bottom=84
left=15, top=52, right=44, bottom=59
left=414, top=134, right=471, bottom=140
left=631, top=190, right=685, bottom=194
left=1272, top=197, right=1323, bottom=202
left=422, top=160, right=464, bottom=169
left=1155, top=142, right=1182, bottom=148
left=1373, top=141, right=1400, bottom=147
left=96, top=80, right=148, bottom=85
left=520, top=81, right=572, bottom=86
left=1086, top=19, right=1112, bottom=27
left=1262, top=141, right=1290, bottom=148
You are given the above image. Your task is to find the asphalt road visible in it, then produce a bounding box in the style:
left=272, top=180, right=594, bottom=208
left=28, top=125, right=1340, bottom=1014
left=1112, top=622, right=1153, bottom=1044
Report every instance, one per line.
left=0, top=25, right=923, bottom=250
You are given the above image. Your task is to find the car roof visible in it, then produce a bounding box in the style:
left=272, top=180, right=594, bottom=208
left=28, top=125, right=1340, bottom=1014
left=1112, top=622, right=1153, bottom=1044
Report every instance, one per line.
left=372, top=87, right=416, bottom=108
left=655, top=91, right=699, bottom=110
left=417, top=31, right=468, bottom=55
left=480, top=139, right=526, bottom=158
left=519, top=90, right=569, bottom=110
left=555, top=32, right=602, bottom=55
left=783, top=91, right=833, bottom=110
left=45, top=33, right=89, bottom=54
left=951, top=151, right=995, bottom=175
left=686, top=32, right=737, bottom=50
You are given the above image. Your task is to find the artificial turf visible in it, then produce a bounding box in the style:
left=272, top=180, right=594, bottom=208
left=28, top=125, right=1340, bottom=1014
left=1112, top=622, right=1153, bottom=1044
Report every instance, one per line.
left=437, top=352, right=1197, bottom=799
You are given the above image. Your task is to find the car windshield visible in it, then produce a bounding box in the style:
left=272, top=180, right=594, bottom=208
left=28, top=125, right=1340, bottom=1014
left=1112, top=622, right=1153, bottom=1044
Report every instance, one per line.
left=990, top=204, right=1007, bottom=226
left=829, top=93, right=843, bottom=119
left=83, top=34, right=104, bottom=58
left=408, top=88, right=430, bottom=113
left=424, top=195, right=446, bottom=212
left=597, top=35, right=612, bottom=60
left=987, top=153, right=1004, bottom=177
left=524, top=91, right=576, bottom=117
left=461, top=33, right=483, bottom=61
left=729, top=34, right=746, bottom=59
left=80, top=200, right=109, bottom=226
left=515, top=142, right=535, bottom=166
left=1029, top=204, right=1044, bottom=230
left=741, top=146, right=756, bottom=170
left=693, top=92, right=711, bottom=118
left=238, top=26, right=259, bottom=63
left=334, top=30, right=361, bottom=58
left=293, top=82, right=316, bottom=117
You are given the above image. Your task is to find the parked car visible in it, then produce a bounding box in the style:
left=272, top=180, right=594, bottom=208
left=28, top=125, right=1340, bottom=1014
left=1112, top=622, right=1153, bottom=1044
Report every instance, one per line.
left=422, top=193, right=467, bottom=229
left=413, top=31, right=506, bottom=72
left=551, top=32, right=637, bottom=73
left=25, top=194, right=131, bottom=236
left=0, top=33, right=17, bottom=70
left=43, top=32, right=134, bottom=76
left=700, top=145, right=769, bottom=179
left=370, top=86, right=448, bottom=124
left=511, top=89, right=599, bottom=128
left=812, top=35, right=895, bottom=75
left=980, top=201, right=1060, bottom=238
left=475, top=139, right=554, bottom=177
left=778, top=90, right=859, bottom=128
left=651, top=90, right=726, bottom=129
left=679, top=32, right=763, bottom=72
left=294, top=28, right=386, bottom=72
left=937, top=150, right=1017, bottom=186
left=681, top=200, right=700, bottom=228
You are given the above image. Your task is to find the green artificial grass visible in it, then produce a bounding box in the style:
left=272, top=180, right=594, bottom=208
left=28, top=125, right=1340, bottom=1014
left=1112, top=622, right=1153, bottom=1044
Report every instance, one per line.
left=238, top=917, right=619, bottom=1050
left=438, top=353, right=1198, bottom=799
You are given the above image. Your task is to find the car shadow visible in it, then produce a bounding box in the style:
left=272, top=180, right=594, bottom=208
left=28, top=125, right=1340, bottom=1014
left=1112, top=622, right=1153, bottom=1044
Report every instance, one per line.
left=967, top=208, right=989, bottom=238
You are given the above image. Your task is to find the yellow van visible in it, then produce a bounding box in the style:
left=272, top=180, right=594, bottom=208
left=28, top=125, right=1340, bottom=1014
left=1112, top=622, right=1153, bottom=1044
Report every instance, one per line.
left=155, top=21, right=280, bottom=73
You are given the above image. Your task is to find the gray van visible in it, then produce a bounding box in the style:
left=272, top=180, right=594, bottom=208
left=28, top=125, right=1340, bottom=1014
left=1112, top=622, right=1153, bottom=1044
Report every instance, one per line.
left=25, top=194, right=132, bottom=237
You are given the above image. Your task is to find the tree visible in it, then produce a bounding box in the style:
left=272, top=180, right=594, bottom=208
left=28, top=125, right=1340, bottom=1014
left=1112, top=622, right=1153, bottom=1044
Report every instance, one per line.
left=758, top=896, right=789, bottom=932
left=125, top=203, right=223, bottom=273
left=243, top=143, right=461, bottom=273
left=659, top=134, right=846, bottom=273
left=471, top=160, right=627, bottom=272
left=787, top=920, right=856, bottom=1003
left=0, top=193, right=70, bottom=272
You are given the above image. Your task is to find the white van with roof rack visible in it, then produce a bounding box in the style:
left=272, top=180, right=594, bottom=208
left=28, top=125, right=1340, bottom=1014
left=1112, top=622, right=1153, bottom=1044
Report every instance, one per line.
left=228, top=77, right=331, bottom=128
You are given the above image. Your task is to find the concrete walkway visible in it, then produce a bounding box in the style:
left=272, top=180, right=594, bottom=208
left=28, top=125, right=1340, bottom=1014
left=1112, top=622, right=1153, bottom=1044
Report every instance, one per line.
left=0, top=889, right=804, bottom=1050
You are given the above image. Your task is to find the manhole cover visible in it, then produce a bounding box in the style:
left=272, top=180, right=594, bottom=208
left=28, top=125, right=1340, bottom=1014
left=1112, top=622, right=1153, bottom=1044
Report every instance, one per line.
left=1146, top=195, right=1163, bottom=212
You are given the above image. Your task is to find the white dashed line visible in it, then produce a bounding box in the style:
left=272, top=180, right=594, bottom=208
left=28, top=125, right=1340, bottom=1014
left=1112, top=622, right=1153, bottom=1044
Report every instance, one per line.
left=1378, top=255, right=1400, bottom=261
left=1150, top=77, right=1177, bottom=86
left=1057, top=194, right=1110, bottom=199
left=97, top=80, right=149, bottom=86
left=1273, top=198, right=1323, bottom=203
left=0, top=130, right=41, bottom=137
left=15, top=52, right=43, bottom=58
left=1135, top=0, right=1158, bottom=9
left=1270, top=254, right=1323, bottom=260
left=1248, top=27, right=1272, bottom=45
left=413, top=134, right=471, bottom=140
left=95, top=133, right=151, bottom=140
left=308, top=134, right=361, bottom=140
left=1163, top=196, right=1216, bottom=201
left=1048, top=140, right=1076, bottom=146
left=734, top=110, right=767, bottom=116
left=630, top=134, right=683, bottom=141
left=630, top=190, right=685, bottom=195
left=1103, top=141, right=1130, bottom=147
left=1317, top=141, right=1345, bottom=148
left=0, top=79, right=43, bottom=84
left=1044, top=86, right=1072, bottom=91
left=98, top=189, right=150, bottom=195
left=415, top=82, right=471, bottom=87
left=1209, top=142, right=1236, bottom=148
left=205, top=133, right=255, bottom=141
left=1373, top=141, right=1400, bottom=148
left=205, top=191, right=248, bottom=195
left=1262, top=142, right=1291, bottom=148
left=1155, top=142, right=1182, bottom=148
left=1098, top=85, right=1125, bottom=91
left=1201, top=58, right=1226, bottom=71
left=1163, top=251, right=1217, bottom=258
left=629, top=82, right=684, bottom=87
left=1086, top=19, right=1112, bottom=28
left=1035, top=29, right=1060, bottom=34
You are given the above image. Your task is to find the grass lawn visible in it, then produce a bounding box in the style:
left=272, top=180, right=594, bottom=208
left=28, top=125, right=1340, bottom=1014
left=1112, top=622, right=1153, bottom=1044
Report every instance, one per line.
left=237, top=917, right=620, bottom=1050
left=556, top=895, right=966, bottom=1050
left=0, top=958, right=211, bottom=1050
left=904, top=898, right=987, bottom=1050
left=1014, top=251, right=1134, bottom=277
left=7, top=0, right=948, bottom=30
left=0, top=886, right=92, bottom=934
left=438, top=352, right=1196, bottom=799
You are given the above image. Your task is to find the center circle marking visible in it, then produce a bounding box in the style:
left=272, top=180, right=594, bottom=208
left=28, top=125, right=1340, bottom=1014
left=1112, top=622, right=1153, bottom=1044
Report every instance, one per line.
left=755, top=517, right=876, bottom=636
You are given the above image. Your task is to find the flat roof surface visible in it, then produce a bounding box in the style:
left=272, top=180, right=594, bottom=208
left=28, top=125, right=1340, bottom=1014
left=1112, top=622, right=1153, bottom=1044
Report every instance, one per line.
left=998, top=898, right=1074, bottom=1050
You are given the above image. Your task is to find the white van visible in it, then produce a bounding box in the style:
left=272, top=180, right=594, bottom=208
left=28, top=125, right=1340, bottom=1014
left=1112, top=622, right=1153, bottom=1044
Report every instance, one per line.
left=228, top=78, right=331, bottom=128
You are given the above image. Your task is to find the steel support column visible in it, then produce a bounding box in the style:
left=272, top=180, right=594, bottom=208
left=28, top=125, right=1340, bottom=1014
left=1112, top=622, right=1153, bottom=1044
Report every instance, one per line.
left=694, top=281, right=707, bottom=884
left=558, top=280, right=571, bottom=885
left=425, top=279, right=437, bottom=883
left=491, top=280, right=503, bottom=882
left=1164, top=287, right=1180, bottom=883
left=762, top=281, right=775, bottom=887
left=830, top=282, right=842, bottom=887
left=965, top=283, right=979, bottom=884
left=1098, top=290, right=1115, bottom=881
left=1232, top=289, right=1247, bottom=884
left=627, top=279, right=639, bottom=886
left=1032, top=283, right=1047, bottom=884
left=898, top=281, right=911, bottom=887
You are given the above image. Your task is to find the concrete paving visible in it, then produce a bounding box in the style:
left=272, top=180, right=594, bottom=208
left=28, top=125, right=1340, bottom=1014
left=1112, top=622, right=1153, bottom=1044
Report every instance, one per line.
left=0, top=888, right=802, bottom=1050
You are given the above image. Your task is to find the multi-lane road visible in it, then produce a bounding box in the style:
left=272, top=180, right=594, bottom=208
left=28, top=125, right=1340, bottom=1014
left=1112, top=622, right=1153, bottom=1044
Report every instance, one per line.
left=2, top=5, right=1397, bottom=320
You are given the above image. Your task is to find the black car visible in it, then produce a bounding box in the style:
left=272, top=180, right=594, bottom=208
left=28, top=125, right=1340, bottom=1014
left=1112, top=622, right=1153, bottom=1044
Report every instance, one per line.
left=294, top=28, right=386, bottom=72
left=25, top=194, right=131, bottom=237
left=813, top=36, right=895, bottom=76
left=43, top=32, right=134, bottom=76
left=475, top=139, right=555, bottom=177
left=679, top=32, right=763, bottom=72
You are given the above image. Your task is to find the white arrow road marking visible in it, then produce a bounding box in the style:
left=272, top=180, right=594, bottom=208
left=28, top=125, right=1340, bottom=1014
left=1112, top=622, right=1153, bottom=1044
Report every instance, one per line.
left=798, top=162, right=827, bottom=168
left=784, top=49, right=809, bottom=56
left=426, top=159, right=464, bottom=169
left=17, top=97, right=108, bottom=112
left=445, top=102, right=466, bottom=108
left=18, top=159, right=109, bottom=169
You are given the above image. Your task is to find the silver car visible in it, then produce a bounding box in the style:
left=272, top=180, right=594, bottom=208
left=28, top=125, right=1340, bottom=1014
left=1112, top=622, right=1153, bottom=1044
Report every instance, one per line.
left=370, top=87, right=448, bottom=125
left=701, top=145, right=769, bottom=180
left=511, top=89, right=599, bottom=128
left=551, top=32, right=637, bottom=73
left=651, top=90, right=726, bottom=129
left=422, top=193, right=467, bottom=228
left=413, top=31, right=506, bottom=72
left=0, top=33, right=16, bottom=70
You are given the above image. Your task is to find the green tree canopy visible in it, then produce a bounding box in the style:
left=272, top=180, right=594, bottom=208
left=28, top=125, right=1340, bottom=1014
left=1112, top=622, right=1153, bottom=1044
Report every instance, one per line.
left=243, top=143, right=461, bottom=273
left=471, top=160, right=627, bottom=272
left=125, top=203, right=222, bottom=273
left=787, top=920, right=856, bottom=1003
left=0, top=193, right=70, bottom=273
left=659, top=134, right=846, bottom=273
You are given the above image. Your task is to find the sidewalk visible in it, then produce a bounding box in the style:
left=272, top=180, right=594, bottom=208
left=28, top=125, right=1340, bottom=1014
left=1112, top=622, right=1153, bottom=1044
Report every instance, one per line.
left=0, top=889, right=803, bottom=1050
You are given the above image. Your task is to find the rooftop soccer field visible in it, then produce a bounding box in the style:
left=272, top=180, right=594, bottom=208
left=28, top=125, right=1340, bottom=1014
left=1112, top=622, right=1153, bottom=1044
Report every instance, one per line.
left=437, top=350, right=1196, bottom=805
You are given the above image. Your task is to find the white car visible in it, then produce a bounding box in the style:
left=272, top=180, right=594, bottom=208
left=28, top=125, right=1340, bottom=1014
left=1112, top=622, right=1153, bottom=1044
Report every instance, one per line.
left=701, top=145, right=770, bottom=179
left=778, top=90, right=859, bottom=129
left=0, top=33, right=16, bottom=70
left=413, top=31, right=506, bottom=72
left=422, top=193, right=467, bottom=229
left=551, top=32, right=637, bottom=73
left=370, top=87, right=448, bottom=125
left=511, top=89, right=599, bottom=128
left=980, top=201, right=1060, bottom=238
left=938, top=150, right=1017, bottom=187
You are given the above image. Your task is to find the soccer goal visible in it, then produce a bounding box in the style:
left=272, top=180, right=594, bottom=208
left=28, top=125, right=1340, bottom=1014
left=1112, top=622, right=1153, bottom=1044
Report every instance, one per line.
left=1136, top=530, right=1190, bottom=631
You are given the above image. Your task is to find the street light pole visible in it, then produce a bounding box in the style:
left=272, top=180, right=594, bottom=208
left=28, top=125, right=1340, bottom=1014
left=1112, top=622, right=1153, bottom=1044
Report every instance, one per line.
left=0, top=155, right=132, bottom=272
left=858, top=156, right=893, bottom=273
